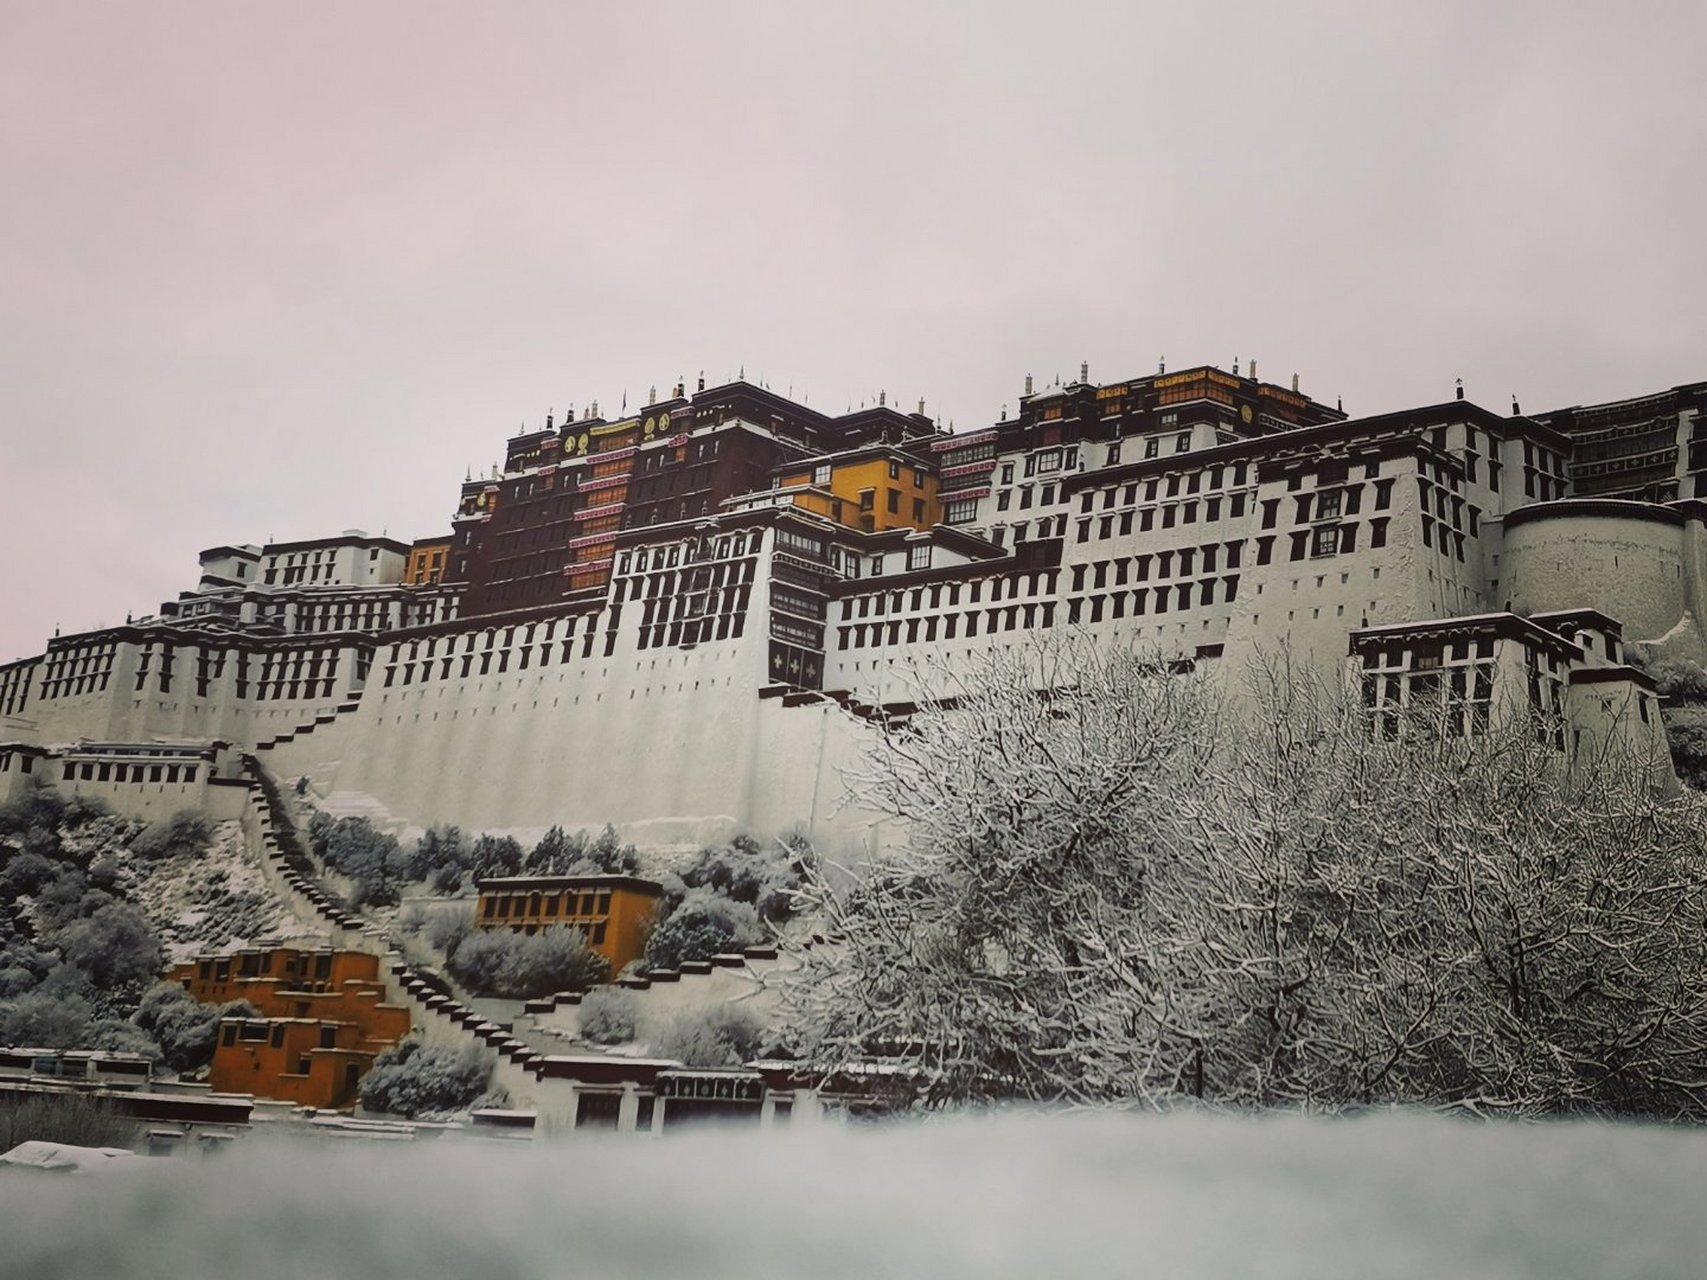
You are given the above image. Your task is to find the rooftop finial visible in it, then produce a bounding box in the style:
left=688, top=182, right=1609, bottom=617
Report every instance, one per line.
left=1080, top=360, right=1089, bottom=384
left=1292, top=372, right=1300, bottom=393
left=1249, top=359, right=1257, bottom=382
left=546, top=409, right=553, bottom=429
left=1024, top=373, right=1033, bottom=397
left=918, top=397, right=925, bottom=415
left=697, top=371, right=705, bottom=392
left=648, top=384, right=656, bottom=406
left=1455, top=377, right=1464, bottom=402
left=1233, top=357, right=1240, bottom=376
left=1159, top=357, right=1166, bottom=374
left=1512, top=395, right=1522, bottom=416
left=879, top=389, right=886, bottom=408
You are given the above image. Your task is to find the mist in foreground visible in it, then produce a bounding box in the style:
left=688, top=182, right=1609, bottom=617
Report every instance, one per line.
left=2, top=1111, right=1697, bottom=1280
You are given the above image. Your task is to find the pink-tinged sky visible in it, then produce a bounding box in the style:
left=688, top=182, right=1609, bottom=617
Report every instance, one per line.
left=2, top=3, right=1703, bottom=662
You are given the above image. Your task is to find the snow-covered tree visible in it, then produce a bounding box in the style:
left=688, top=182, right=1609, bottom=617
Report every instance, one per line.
left=781, top=638, right=1707, bottom=1117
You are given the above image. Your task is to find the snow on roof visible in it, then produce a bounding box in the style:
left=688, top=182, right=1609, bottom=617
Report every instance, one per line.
left=0, top=1141, right=142, bottom=1175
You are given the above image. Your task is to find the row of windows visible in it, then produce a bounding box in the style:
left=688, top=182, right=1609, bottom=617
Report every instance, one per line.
left=483, top=889, right=613, bottom=920
left=831, top=546, right=935, bottom=579
left=265, top=564, right=339, bottom=586
left=230, top=649, right=344, bottom=703
left=293, top=600, right=397, bottom=634
left=856, top=488, right=931, bottom=523
left=939, top=440, right=997, bottom=467
left=38, top=644, right=117, bottom=702
left=1067, top=578, right=1240, bottom=623
left=385, top=630, right=604, bottom=685
left=40, top=670, right=113, bottom=700
left=388, top=618, right=589, bottom=663
left=618, top=558, right=758, bottom=605
left=61, top=760, right=199, bottom=785
left=1363, top=665, right=1495, bottom=740
left=840, top=572, right=1060, bottom=621
left=1419, top=517, right=1466, bottom=562
left=1417, top=476, right=1473, bottom=533
left=1076, top=491, right=1250, bottom=543
left=838, top=601, right=1058, bottom=649
left=613, top=530, right=764, bottom=580
left=37, top=645, right=117, bottom=702
left=0, top=663, right=33, bottom=715
left=637, top=584, right=752, bottom=651
left=1080, top=460, right=1253, bottom=512
left=1070, top=542, right=1245, bottom=592
left=1020, top=446, right=1081, bottom=477
left=996, top=481, right=1072, bottom=513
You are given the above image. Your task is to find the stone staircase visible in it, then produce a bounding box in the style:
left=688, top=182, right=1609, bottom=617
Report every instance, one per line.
left=239, top=753, right=587, bottom=1105
left=252, top=695, right=364, bottom=753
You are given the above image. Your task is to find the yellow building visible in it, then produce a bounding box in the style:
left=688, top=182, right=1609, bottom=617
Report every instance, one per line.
left=774, top=447, right=939, bottom=534
left=405, top=536, right=452, bottom=586
left=475, top=874, right=663, bottom=977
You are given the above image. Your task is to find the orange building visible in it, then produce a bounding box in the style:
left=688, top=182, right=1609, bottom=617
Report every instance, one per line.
left=170, top=947, right=407, bottom=1035
left=209, top=1017, right=379, bottom=1109
left=474, top=874, right=663, bottom=977
left=773, top=446, right=939, bottom=534
left=405, top=536, right=453, bottom=586
left=171, top=947, right=412, bottom=1110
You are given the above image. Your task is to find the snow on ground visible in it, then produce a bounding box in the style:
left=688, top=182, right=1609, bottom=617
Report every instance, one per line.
left=0, top=1110, right=1698, bottom=1278
left=127, top=820, right=321, bottom=961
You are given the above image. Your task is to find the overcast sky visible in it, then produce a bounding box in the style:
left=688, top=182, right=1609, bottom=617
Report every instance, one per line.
left=2, top=3, right=1703, bottom=662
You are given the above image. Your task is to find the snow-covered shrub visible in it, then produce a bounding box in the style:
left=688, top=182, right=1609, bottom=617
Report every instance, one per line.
left=358, top=1041, right=493, bottom=1118
left=129, top=810, right=212, bottom=862
left=644, top=891, right=762, bottom=970
left=133, top=983, right=256, bottom=1073
left=577, top=988, right=639, bottom=1045
left=1647, top=658, right=1707, bottom=704
left=654, top=1005, right=764, bottom=1068
left=679, top=834, right=809, bottom=924
left=468, top=834, right=524, bottom=879
left=403, top=824, right=467, bottom=886
left=425, top=904, right=475, bottom=955
left=312, top=816, right=407, bottom=907
left=0, top=850, right=58, bottom=898
left=52, top=901, right=161, bottom=992
left=446, top=926, right=606, bottom=999
left=0, top=990, right=96, bottom=1048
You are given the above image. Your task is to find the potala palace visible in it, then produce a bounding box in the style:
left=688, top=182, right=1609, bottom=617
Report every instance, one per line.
left=4, top=364, right=1704, bottom=849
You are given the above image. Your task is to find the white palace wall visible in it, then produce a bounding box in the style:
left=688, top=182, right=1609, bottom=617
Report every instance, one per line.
left=1502, top=504, right=1706, bottom=660
left=264, top=535, right=894, bottom=858
left=3, top=631, right=365, bottom=750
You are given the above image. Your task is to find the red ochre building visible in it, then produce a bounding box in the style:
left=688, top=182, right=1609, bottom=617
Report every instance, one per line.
left=169, top=946, right=411, bottom=1109
left=474, top=874, right=663, bottom=977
